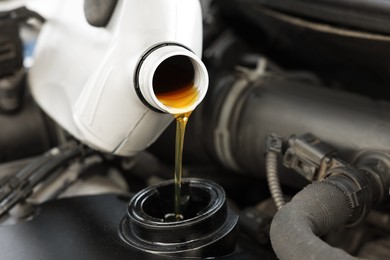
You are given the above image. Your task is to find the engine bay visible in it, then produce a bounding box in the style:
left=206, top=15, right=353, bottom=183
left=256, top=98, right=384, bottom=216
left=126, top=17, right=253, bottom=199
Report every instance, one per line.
left=1, top=0, right=390, bottom=259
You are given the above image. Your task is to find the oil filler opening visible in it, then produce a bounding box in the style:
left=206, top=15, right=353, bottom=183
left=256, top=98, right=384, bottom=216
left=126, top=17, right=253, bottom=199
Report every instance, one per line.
left=142, top=184, right=211, bottom=221
left=120, top=178, right=238, bottom=258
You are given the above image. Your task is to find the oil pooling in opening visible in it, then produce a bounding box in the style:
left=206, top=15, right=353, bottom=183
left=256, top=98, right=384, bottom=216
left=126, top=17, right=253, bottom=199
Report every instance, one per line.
left=153, top=55, right=198, bottom=221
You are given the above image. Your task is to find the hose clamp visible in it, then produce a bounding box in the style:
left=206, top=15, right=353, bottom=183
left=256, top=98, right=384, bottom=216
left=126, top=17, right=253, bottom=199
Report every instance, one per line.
left=326, top=167, right=370, bottom=227
left=214, top=58, right=268, bottom=172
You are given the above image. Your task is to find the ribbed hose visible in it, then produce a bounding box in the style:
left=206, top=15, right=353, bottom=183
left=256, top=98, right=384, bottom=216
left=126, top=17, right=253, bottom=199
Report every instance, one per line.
left=270, top=179, right=359, bottom=260
left=266, top=151, right=285, bottom=210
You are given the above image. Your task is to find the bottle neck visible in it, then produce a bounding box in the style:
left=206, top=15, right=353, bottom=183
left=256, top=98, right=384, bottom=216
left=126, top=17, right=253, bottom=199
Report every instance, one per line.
left=135, top=44, right=209, bottom=114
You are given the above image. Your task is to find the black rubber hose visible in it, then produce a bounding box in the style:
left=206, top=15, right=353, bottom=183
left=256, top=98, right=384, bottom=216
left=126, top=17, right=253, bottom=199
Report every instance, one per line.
left=151, top=71, right=390, bottom=189
left=270, top=179, right=359, bottom=260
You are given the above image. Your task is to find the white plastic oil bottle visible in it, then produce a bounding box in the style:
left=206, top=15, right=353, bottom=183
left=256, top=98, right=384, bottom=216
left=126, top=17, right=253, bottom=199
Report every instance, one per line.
left=28, top=0, right=208, bottom=157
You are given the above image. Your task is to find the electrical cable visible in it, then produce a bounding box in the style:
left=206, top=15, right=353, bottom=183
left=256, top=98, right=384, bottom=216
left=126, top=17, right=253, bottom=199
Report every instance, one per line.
left=265, top=151, right=285, bottom=210
left=0, top=143, right=86, bottom=216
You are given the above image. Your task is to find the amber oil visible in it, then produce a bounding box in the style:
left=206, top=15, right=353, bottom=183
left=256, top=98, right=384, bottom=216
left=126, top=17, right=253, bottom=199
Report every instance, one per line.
left=153, top=55, right=198, bottom=221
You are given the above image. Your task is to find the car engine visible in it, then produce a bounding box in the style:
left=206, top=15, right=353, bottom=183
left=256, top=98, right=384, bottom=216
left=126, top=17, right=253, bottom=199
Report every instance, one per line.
left=0, top=0, right=390, bottom=259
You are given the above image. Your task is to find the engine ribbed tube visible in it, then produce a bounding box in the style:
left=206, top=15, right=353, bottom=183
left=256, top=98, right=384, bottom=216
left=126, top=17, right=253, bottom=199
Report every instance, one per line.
left=270, top=179, right=357, bottom=260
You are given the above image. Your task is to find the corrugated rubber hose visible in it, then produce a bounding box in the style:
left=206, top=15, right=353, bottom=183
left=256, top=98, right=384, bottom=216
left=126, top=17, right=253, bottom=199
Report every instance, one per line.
left=270, top=178, right=360, bottom=260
